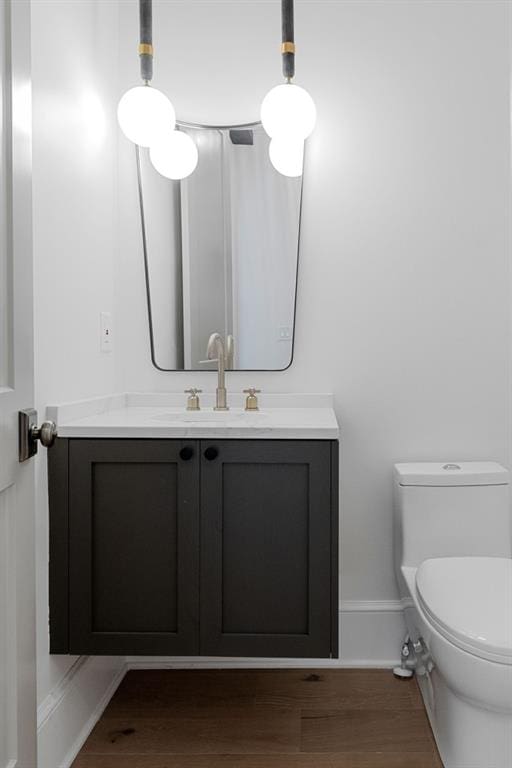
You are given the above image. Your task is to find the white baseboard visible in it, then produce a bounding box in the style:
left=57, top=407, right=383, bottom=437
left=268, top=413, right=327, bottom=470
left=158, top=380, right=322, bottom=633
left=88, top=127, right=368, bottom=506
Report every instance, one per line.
left=127, top=601, right=406, bottom=671
left=339, top=599, right=404, bottom=612
left=339, top=600, right=406, bottom=667
left=37, top=656, right=126, bottom=768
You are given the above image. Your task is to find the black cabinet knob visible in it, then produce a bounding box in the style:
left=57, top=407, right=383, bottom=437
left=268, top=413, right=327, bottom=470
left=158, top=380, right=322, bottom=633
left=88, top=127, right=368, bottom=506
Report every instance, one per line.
left=204, top=446, right=218, bottom=461
left=179, top=446, right=194, bottom=461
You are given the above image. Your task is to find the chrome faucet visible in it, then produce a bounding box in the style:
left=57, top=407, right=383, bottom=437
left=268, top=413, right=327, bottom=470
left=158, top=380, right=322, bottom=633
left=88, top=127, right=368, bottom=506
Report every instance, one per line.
left=205, top=332, right=229, bottom=410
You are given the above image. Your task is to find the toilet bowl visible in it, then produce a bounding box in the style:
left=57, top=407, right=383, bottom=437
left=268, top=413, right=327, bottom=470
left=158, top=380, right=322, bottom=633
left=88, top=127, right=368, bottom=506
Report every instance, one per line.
left=394, top=462, right=512, bottom=768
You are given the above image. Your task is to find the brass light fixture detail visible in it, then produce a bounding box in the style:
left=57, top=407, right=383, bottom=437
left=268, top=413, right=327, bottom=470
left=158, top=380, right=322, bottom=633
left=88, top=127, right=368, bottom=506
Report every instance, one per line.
left=260, top=0, right=316, bottom=177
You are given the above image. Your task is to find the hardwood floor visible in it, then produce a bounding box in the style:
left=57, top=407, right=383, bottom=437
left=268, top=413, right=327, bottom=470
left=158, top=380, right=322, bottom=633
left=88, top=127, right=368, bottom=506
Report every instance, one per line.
left=72, top=669, right=443, bottom=768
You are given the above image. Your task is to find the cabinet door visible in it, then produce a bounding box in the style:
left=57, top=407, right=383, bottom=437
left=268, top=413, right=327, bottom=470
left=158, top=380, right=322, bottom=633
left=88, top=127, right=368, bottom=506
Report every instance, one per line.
left=68, top=439, right=199, bottom=654
left=200, top=440, right=336, bottom=658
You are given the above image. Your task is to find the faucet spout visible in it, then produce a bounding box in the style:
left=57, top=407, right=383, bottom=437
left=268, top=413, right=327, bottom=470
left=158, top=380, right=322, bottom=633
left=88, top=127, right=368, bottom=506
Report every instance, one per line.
left=206, top=333, right=229, bottom=410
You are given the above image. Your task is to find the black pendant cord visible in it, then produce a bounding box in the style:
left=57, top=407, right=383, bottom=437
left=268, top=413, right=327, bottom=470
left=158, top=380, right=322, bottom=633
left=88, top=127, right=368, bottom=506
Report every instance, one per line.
left=281, top=0, right=295, bottom=80
left=139, top=0, right=153, bottom=83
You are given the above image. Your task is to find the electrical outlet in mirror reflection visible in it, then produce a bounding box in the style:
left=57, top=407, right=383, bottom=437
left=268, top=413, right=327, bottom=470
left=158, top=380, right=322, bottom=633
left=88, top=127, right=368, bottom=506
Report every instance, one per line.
left=278, top=326, right=292, bottom=342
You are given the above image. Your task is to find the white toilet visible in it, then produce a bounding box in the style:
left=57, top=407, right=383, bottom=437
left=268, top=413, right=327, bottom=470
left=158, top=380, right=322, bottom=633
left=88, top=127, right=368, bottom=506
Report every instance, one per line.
left=394, top=461, right=512, bottom=768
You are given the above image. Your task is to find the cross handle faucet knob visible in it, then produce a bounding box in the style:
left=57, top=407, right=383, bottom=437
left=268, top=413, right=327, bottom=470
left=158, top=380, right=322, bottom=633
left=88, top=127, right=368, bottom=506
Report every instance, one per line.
left=184, top=388, right=202, bottom=411
left=243, top=388, right=261, bottom=411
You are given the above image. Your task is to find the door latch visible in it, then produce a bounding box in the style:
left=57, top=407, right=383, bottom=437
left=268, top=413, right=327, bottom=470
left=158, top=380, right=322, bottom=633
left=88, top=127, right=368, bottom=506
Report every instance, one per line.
left=19, top=409, right=57, bottom=462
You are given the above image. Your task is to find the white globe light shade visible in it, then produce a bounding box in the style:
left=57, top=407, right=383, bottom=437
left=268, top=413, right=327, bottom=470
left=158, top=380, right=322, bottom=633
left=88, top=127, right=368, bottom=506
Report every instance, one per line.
left=149, top=130, right=199, bottom=180
left=261, top=83, right=316, bottom=140
left=117, top=86, right=175, bottom=147
left=269, top=137, right=304, bottom=177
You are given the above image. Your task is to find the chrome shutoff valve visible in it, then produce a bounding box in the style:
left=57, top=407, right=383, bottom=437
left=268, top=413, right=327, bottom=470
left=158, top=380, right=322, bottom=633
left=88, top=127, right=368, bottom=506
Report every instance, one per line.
left=393, top=635, right=415, bottom=679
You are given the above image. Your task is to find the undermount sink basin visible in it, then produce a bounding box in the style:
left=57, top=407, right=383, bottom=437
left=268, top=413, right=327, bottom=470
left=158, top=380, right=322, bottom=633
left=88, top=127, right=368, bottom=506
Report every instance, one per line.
left=152, top=409, right=266, bottom=423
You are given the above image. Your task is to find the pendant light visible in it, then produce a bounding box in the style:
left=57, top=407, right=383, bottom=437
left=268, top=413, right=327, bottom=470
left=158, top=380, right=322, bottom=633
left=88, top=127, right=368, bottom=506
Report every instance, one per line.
left=117, top=0, right=198, bottom=180
left=117, top=0, right=175, bottom=147
left=149, top=130, right=199, bottom=180
left=269, top=136, right=304, bottom=177
left=261, top=0, right=316, bottom=176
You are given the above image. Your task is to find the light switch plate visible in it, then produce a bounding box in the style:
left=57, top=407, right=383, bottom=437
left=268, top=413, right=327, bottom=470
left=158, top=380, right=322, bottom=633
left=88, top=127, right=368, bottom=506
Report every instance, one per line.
left=100, top=312, right=113, bottom=353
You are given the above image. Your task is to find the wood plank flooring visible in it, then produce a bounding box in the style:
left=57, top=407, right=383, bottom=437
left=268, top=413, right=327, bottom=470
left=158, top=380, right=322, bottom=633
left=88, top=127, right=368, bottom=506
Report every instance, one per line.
left=72, top=669, right=443, bottom=768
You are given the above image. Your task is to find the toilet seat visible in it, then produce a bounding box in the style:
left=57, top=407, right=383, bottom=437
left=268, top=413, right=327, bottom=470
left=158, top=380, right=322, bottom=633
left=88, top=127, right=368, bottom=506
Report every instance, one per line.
left=416, top=557, right=512, bottom=665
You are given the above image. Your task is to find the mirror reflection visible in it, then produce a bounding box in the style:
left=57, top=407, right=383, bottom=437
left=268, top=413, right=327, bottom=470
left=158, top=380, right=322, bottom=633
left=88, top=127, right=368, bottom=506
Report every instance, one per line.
left=137, top=122, right=303, bottom=371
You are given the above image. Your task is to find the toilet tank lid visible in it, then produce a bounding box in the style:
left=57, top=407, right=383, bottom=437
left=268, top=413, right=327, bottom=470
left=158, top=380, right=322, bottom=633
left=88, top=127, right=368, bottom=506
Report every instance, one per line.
left=394, top=462, right=509, bottom=486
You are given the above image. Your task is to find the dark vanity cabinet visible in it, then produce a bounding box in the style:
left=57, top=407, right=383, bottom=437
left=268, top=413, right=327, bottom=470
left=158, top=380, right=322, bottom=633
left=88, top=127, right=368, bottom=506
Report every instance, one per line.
left=51, top=439, right=200, bottom=656
left=49, top=438, right=339, bottom=658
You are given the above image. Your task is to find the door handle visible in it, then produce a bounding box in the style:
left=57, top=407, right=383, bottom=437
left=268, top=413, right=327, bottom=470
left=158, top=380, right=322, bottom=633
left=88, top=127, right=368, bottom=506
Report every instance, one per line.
left=204, top=446, right=218, bottom=461
left=179, top=446, right=194, bottom=461
left=19, top=409, right=58, bottom=462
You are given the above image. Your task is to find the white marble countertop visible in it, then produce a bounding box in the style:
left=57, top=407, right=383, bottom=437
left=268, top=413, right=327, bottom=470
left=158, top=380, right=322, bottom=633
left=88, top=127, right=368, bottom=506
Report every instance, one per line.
left=47, top=392, right=339, bottom=440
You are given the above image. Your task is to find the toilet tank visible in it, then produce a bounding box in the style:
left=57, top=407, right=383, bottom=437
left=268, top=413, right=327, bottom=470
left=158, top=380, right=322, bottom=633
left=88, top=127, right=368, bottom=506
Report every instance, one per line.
left=394, top=462, right=511, bottom=568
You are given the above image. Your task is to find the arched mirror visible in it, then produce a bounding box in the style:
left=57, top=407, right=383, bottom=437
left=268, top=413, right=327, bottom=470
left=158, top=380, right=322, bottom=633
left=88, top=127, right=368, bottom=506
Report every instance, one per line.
left=136, top=121, right=304, bottom=371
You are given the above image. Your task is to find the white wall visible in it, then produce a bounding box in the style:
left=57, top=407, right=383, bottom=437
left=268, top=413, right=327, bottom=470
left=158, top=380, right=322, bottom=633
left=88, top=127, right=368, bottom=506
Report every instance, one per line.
left=116, top=0, right=512, bottom=605
left=32, top=1, right=124, bottom=763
